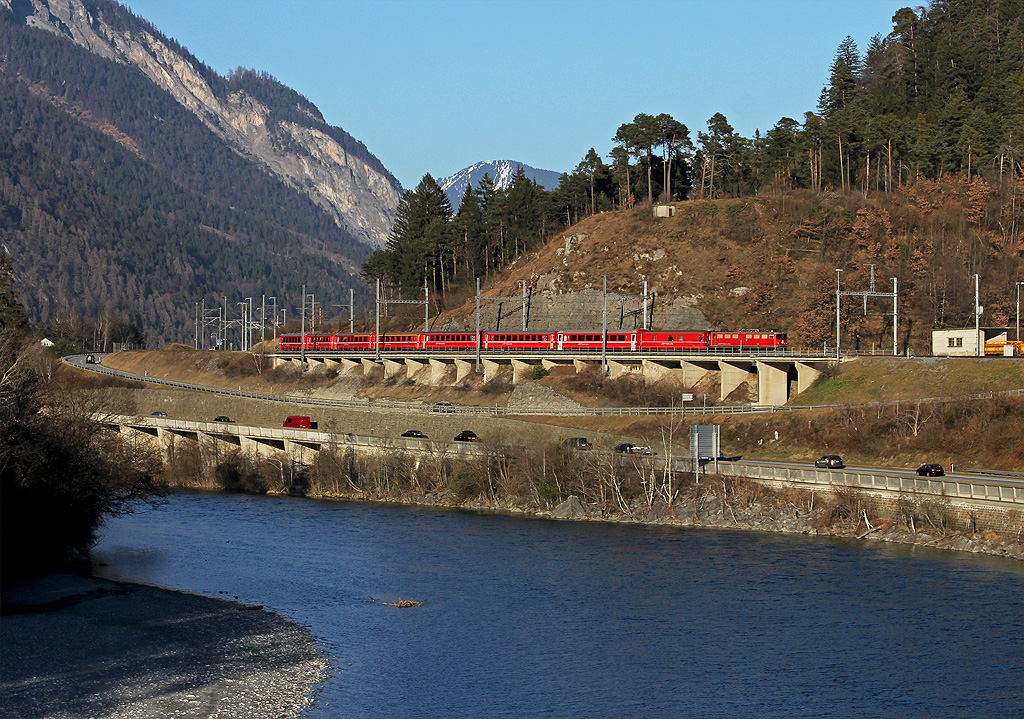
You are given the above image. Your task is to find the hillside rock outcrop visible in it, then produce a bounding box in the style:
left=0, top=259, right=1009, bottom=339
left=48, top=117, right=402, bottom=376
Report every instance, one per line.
left=7, top=0, right=401, bottom=248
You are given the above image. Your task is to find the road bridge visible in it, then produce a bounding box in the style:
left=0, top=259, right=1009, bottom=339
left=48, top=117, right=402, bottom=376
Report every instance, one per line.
left=106, top=415, right=487, bottom=469
left=270, top=350, right=837, bottom=406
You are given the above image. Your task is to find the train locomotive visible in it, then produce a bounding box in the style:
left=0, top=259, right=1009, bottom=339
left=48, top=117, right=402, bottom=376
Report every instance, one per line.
left=277, top=330, right=787, bottom=353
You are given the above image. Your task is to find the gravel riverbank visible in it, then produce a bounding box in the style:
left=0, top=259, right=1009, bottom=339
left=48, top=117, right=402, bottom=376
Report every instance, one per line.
left=0, top=574, right=328, bottom=719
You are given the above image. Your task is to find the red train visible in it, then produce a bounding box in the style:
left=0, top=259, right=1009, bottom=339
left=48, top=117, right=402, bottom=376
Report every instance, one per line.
left=278, top=330, right=787, bottom=353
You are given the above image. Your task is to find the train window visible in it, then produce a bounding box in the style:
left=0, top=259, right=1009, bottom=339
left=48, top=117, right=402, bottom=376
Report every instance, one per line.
left=668, top=335, right=674, bottom=342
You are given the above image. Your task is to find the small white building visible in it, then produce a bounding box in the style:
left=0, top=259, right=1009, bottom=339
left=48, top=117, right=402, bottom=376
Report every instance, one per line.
left=931, top=328, right=1009, bottom=356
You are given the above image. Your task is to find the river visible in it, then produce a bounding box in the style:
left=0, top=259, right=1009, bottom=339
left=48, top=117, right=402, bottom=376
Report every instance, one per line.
left=92, top=491, right=1024, bottom=719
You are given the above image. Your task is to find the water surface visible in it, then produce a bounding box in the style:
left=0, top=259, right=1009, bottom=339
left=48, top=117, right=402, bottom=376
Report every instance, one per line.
left=94, top=492, right=1024, bottom=718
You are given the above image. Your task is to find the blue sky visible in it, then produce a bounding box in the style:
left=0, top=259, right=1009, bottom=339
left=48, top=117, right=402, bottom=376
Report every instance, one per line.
left=123, top=0, right=911, bottom=190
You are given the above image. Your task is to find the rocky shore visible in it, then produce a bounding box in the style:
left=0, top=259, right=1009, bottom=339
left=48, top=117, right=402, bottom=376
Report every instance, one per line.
left=543, top=491, right=1024, bottom=561
left=0, top=574, right=327, bottom=719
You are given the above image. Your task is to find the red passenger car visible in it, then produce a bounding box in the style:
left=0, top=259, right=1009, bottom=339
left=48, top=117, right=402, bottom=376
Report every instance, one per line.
left=277, top=334, right=312, bottom=351
left=709, top=331, right=787, bottom=351
left=332, top=334, right=376, bottom=351
left=421, top=333, right=479, bottom=350
left=555, top=332, right=639, bottom=351
left=484, top=332, right=556, bottom=351
left=380, top=333, right=419, bottom=350
left=638, top=331, right=708, bottom=351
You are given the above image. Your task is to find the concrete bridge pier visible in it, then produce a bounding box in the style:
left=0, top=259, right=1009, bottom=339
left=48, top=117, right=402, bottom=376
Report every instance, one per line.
left=455, top=359, right=475, bottom=383
left=405, top=358, right=427, bottom=382
left=119, top=424, right=159, bottom=456
left=719, top=360, right=751, bottom=401
left=756, top=361, right=789, bottom=406
left=383, top=359, right=404, bottom=380
left=338, top=357, right=361, bottom=377
left=429, top=358, right=452, bottom=384
left=482, top=359, right=508, bottom=383
left=284, top=438, right=319, bottom=466
left=511, top=359, right=535, bottom=383
left=573, top=358, right=598, bottom=376
left=361, top=358, right=379, bottom=376
left=541, top=358, right=573, bottom=374
left=271, top=356, right=294, bottom=370
left=240, top=435, right=282, bottom=459
left=607, top=359, right=642, bottom=379
left=796, top=362, right=824, bottom=394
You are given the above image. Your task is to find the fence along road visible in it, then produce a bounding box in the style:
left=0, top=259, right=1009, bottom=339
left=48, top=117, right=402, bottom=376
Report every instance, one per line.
left=62, top=355, right=1024, bottom=418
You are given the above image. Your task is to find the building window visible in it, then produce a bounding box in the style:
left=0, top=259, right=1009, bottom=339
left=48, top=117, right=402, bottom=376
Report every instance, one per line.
left=947, top=337, right=963, bottom=347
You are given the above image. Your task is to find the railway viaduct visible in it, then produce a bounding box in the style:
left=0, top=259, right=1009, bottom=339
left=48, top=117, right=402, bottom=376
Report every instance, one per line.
left=270, top=350, right=836, bottom=406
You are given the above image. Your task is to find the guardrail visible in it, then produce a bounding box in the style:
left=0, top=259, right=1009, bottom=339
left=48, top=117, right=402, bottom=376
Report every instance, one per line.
left=704, top=461, right=1024, bottom=507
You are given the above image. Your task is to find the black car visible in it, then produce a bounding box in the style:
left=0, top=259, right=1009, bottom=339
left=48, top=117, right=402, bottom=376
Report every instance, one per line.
left=562, top=437, right=593, bottom=451
left=814, top=455, right=844, bottom=469
left=917, top=463, right=945, bottom=477
left=150, top=411, right=167, bottom=417
left=431, top=402, right=455, bottom=413
left=401, top=430, right=427, bottom=438
left=213, top=416, right=234, bottom=423
left=454, top=430, right=478, bottom=442
left=614, top=443, right=653, bottom=455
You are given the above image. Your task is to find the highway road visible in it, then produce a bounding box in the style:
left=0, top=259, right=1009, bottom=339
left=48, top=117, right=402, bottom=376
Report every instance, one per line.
left=736, top=458, right=1024, bottom=490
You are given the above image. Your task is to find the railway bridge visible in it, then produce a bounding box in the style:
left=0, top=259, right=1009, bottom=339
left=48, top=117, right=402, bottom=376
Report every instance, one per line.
left=270, top=350, right=838, bottom=406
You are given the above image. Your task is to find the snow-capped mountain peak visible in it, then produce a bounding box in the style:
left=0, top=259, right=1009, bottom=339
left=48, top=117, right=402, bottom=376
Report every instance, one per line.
left=439, top=160, right=562, bottom=211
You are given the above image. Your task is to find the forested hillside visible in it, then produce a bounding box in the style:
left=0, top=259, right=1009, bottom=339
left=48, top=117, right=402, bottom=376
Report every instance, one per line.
left=367, top=0, right=1023, bottom=349
left=0, top=0, right=397, bottom=346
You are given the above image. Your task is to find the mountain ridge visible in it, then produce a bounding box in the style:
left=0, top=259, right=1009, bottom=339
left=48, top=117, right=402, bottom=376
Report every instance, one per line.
left=4, top=0, right=401, bottom=248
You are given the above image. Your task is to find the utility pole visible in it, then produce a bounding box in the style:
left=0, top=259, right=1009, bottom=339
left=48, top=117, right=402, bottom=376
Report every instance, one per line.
left=268, top=297, right=278, bottom=343
left=643, top=280, right=649, bottom=330
left=475, top=277, right=481, bottom=372
left=1016, top=281, right=1022, bottom=343
left=835, top=269, right=843, bottom=361
left=194, top=302, right=199, bottom=349
left=520, top=282, right=528, bottom=331
left=975, top=274, right=981, bottom=357
left=333, top=289, right=356, bottom=334
left=300, top=283, right=306, bottom=370
left=602, top=275, right=608, bottom=375
left=424, top=282, right=429, bottom=332
left=892, top=277, right=898, bottom=356
left=375, top=278, right=381, bottom=362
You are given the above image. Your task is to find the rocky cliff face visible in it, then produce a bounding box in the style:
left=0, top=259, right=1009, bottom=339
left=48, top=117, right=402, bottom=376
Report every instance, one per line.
left=7, top=0, right=400, bottom=248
